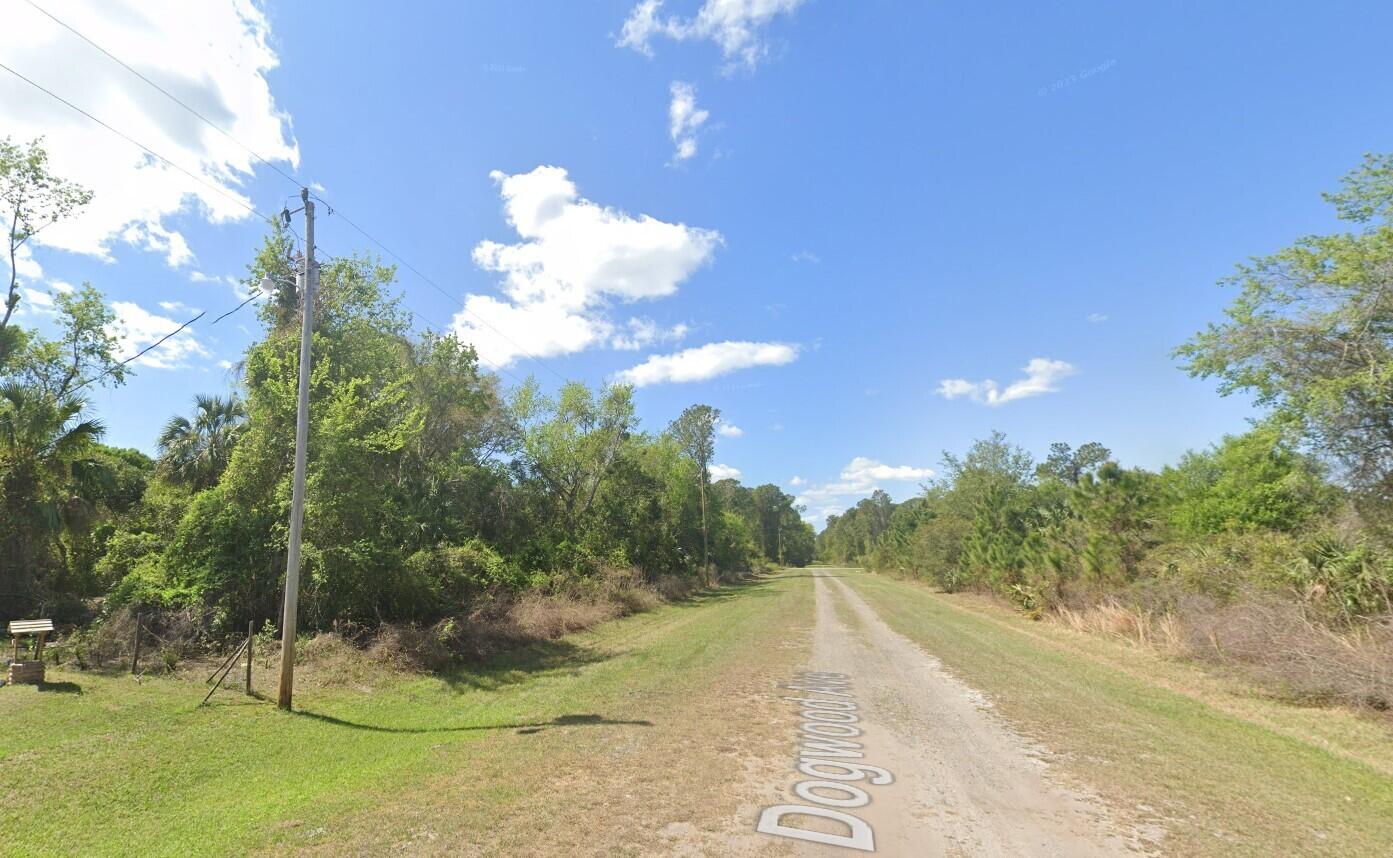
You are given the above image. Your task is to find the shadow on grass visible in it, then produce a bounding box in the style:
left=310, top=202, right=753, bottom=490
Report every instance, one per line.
left=290, top=709, right=653, bottom=735
left=680, top=574, right=783, bottom=605
left=36, top=680, right=82, bottom=694
left=441, top=636, right=613, bottom=693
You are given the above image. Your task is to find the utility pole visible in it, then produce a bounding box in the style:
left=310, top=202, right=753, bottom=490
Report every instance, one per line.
left=277, top=188, right=315, bottom=711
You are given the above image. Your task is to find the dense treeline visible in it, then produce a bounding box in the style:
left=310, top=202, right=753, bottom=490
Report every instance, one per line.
left=0, top=139, right=812, bottom=630
left=817, top=431, right=1384, bottom=619
left=821, top=153, right=1393, bottom=630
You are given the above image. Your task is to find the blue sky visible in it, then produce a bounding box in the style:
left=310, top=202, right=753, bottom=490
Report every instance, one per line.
left=5, top=0, right=1393, bottom=524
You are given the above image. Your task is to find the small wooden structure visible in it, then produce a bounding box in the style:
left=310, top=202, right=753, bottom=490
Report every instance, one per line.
left=7, top=619, right=54, bottom=685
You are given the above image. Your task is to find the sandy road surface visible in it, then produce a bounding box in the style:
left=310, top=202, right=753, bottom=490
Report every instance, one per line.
left=756, top=569, right=1145, bottom=856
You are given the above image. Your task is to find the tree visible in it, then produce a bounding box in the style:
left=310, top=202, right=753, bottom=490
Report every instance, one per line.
left=669, top=404, right=719, bottom=584
left=1177, top=153, right=1393, bottom=513
left=12, top=284, right=127, bottom=398
left=1159, top=425, right=1334, bottom=536
left=157, top=394, right=247, bottom=490
left=0, top=384, right=104, bottom=620
left=1, top=138, right=93, bottom=365
left=1037, top=441, right=1111, bottom=484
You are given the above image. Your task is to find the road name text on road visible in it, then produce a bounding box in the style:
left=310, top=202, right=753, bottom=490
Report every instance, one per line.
left=756, top=671, right=894, bottom=852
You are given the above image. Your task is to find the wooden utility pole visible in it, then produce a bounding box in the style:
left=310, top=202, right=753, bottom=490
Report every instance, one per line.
left=277, top=188, right=315, bottom=711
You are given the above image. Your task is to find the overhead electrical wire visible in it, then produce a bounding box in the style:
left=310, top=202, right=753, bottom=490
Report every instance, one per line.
left=21, top=0, right=304, bottom=191
left=6, top=7, right=553, bottom=387
left=19, top=0, right=571, bottom=385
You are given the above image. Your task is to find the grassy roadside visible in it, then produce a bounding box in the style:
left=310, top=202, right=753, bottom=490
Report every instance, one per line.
left=0, top=573, right=812, bottom=857
left=837, top=568, right=1393, bottom=858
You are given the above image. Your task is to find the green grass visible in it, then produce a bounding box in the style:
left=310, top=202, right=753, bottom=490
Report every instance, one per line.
left=0, top=574, right=810, bottom=857
left=837, top=568, right=1393, bottom=857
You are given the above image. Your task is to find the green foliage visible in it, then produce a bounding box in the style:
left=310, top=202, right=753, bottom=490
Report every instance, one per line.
left=827, top=427, right=1385, bottom=625
left=157, top=394, right=246, bottom=489
left=1177, top=152, right=1393, bottom=511
left=403, top=540, right=526, bottom=615
left=1, top=137, right=94, bottom=365
left=1160, top=426, right=1335, bottom=536
left=1288, top=533, right=1393, bottom=622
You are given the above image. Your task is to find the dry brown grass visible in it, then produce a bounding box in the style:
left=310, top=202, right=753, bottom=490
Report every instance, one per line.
left=1053, top=594, right=1393, bottom=712
left=350, top=568, right=701, bottom=671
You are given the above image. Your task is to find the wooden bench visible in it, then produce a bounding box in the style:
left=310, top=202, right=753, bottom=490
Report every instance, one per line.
left=7, top=619, right=54, bottom=685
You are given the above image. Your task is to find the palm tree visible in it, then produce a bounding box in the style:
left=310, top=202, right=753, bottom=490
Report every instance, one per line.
left=157, top=394, right=247, bottom=490
left=0, top=383, right=105, bottom=619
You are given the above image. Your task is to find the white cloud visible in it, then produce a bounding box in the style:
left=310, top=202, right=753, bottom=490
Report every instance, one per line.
left=0, top=1, right=297, bottom=269
left=217, top=359, right=234, bottom=370
left=614, top=340, right=798, bottom=387
left=454, top=166, right=721, bottom=366
left=841, top=456, right=934, bottom=483
left=12, top=280, right=74, bottom=318
left=668, top=81, right=709, bottom=162
left=790, top=250, right=820, bottom=264
left=793, top=457, right=934, bottom=525
left=619, top=0, right=807, bottom=71
left=937, top=358, right=1077, bottom=407
left=1087, top=312, right=1108, bottom=323
left=107, top=300, right=209, bottom=370
left=610, top=317, right=689, bottom=351
left=16, top=286, right=57, bottom=317
left=709, top=463, right=741, bottom=480
left=158, top=300, right=197, bottom=315
left=717, top=421, right=743, bottom=438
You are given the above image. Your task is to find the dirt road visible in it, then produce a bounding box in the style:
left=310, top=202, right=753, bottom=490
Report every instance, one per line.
left=754, top=569, right=1145, bottom=856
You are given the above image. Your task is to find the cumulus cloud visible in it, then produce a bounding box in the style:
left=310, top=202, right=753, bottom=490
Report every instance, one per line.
left=709, top=463, right=742, bottom=480
left=0, top=1, right=298, bottom=269
left=614, top=340, right=798, bottom=387
left=108, top=300, right=209, bottom=370
left=668, top=81, right=709, bottom=162
left=619, top=0, right=807, bottom=70
left=717, top=421, right=743, bottom=438
left=937, top=358, right=1077, bottom=407
left=794, top=457, right=934, bottom=525
left=454, top=166, right=721, bottom=366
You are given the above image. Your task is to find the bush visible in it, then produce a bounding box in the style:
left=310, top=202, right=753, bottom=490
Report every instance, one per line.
left=1287, top=533, right=1393, bottom=622
left=402, top=539, right=527, bottom=615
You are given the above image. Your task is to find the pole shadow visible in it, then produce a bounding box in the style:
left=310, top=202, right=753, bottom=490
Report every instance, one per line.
left=289, top=709, right=653, bottom=735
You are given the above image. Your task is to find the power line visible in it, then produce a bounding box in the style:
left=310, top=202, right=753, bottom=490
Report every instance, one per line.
left=3, top=43, right=537, bottom=387
left=66, top=290, right=267, bottom=399
left=23, top=0, right=305, bottom=194
left=18, top=0, right=568, bottom=385
left=0, top=60, right=275, bottom=226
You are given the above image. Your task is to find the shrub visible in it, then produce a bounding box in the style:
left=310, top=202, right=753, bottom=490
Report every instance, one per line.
left=1287, top=533, right=1393, bottom=622
left=402, top=539, right=526, bottom=615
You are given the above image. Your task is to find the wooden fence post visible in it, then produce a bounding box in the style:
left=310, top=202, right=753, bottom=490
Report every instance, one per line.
left=130, top=610, right=142, bottom=675
left=245, top=620, right=253, bottom=694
